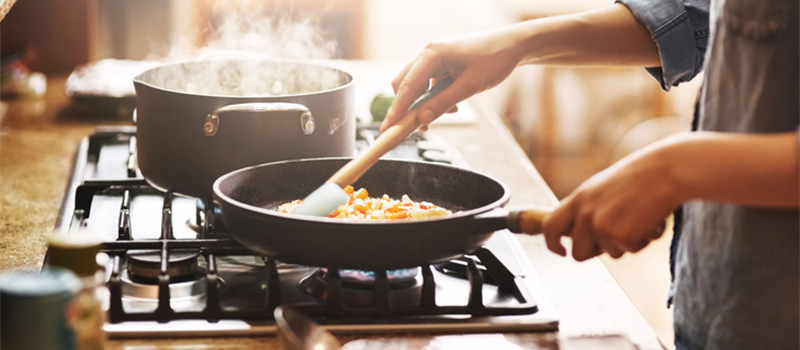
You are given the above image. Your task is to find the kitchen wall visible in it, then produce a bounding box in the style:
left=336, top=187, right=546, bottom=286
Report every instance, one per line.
left=0, top=0, right=96, bottom=74
left=95, top=0, right=185, bottom=60
left=94, top=0, right=366, bottom=60
left=492, top=65, right=702, bottom=197
left=362, top=0, right=517, bottom=60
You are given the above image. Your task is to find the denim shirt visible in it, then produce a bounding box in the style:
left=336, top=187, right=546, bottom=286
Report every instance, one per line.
left=618, top=0, right=799, bottom=349
left=618, top=0, right=710, bottom=90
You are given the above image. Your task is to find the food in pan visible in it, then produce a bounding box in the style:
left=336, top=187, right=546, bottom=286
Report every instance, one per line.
left=278, top=186, right=453, bottom=220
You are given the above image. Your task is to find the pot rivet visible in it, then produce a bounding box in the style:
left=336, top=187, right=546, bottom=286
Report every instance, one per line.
left=301, top=111, right=315, bottom=135
left=203, top=114, right=220, bottom=137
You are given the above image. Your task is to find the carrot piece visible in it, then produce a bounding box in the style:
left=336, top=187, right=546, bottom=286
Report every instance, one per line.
left=352, top=198, right=367, bottom=213
left=386, top=211, right=409, bottom=219
left=353, top=188, right=369, bottom=200
left=385, top=203, right=404, bottom=213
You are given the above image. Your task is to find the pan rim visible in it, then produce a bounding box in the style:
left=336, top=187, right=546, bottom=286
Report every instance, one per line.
left=212, top=157, right=511, bottom=225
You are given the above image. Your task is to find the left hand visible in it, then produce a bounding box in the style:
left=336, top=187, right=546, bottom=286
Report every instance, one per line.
left=541, top=139, right=683, bottom=261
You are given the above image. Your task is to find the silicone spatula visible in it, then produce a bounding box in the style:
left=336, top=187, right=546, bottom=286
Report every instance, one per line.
left=292, top=77, right=454, bottom=217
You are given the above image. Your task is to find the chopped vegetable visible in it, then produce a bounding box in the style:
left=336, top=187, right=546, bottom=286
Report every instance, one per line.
left=278, top=186, right=453, bottom=220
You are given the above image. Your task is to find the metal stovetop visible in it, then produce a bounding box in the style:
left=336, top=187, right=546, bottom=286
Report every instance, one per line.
left=54, top=126, right=558, bottom=337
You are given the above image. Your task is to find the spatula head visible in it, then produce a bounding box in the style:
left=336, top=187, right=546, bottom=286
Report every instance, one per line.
left=291, top=182, right=349, bottom=217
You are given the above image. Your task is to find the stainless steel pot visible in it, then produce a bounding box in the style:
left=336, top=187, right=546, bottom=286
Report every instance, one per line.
left=133, top=59, right=355, bottom=199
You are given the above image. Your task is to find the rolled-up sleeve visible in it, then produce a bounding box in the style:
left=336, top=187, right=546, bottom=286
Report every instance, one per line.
left=617, top=0, right=710, bottom=90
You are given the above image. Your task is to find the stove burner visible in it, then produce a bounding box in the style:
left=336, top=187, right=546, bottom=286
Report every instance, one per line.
left=119, top=250, right=219, bottom=313
left=326, top=267, right=419, bottom=287
left=120, top=269, right=207, bottom=299
left=119, top=269, right=210, bottom=313
left=126, top=249, right=200, bottom=283
left=299, top=268, right=423, bottom=307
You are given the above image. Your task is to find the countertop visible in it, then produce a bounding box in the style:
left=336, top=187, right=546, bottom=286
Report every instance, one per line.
left=0, top=61, right=663, bottom=350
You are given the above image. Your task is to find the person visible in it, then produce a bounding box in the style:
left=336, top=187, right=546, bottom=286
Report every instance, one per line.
left=380, top=1, right=799, bottom=349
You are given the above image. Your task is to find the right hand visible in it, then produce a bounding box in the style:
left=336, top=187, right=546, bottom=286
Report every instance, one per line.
left=380, top=26, right=527, bottom=131
left=541, top=136, right=684, bottom=261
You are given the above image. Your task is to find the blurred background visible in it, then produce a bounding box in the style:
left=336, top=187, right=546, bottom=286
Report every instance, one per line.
left=1, top=0, right=701, bottom=347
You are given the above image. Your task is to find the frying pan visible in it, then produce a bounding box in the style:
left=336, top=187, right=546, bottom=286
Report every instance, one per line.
left=213, top=158, right=551, bottom=270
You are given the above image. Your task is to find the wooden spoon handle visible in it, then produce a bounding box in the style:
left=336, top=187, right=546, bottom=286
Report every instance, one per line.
left=327, top=77, right=454, bottom=188
left=328, top=110, right=420, bottom=187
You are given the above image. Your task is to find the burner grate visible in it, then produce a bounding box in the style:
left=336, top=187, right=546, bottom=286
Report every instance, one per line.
left=56, top=126, right=540, bottom=327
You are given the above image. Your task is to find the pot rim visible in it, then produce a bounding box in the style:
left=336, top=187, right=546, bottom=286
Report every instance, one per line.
left=132, top=58, right=355, bottom=99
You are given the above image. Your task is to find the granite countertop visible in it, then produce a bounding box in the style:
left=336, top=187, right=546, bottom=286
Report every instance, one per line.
left=0, top=62, right=663, bottom=350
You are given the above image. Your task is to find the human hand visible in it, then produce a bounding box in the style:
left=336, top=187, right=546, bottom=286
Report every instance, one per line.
left=541, top=139, right=684, bottom=261
left=380, top=27, right=527, bottom=131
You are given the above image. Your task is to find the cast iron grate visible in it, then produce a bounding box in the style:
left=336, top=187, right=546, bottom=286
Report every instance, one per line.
left=56, top=127, right=539, bottom=324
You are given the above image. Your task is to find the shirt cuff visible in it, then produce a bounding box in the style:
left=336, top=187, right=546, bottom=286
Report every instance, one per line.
left=617, top=0, right=710, bottom=90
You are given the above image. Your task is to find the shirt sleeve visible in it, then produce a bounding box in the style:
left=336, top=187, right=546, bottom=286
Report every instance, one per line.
left=617, top=0, right=710, bottom=90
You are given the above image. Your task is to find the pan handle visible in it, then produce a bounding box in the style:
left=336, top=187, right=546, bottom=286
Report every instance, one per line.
left=505, top=206, right=556, bottom=235
left=203, top=102, right=315, bottom=137
left=506, top=207, right=669, bottom=238
left=470, top=207, right=556, bottom=234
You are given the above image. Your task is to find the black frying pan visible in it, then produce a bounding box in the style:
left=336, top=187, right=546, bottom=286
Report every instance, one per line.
left=213, top=158, right=550, bottom=270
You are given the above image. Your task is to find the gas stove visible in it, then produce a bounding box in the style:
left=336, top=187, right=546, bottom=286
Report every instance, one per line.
left=54, top=125, right=558, bottom=338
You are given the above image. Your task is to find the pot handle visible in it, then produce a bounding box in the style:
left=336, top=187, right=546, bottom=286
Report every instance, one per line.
left=203, top=102, right=315, bottom=137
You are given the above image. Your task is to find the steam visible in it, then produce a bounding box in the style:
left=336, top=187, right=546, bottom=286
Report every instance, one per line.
left=142, top=1, right=346, bottom=97
left=159, top=2, right=337, bottom=62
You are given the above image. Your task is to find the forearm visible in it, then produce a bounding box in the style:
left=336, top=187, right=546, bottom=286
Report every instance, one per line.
left=507, top=3, right=660, bottom=67
left=662, top=131, right=800, bottom=208
left=383, top=3, right=666, bottom=129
